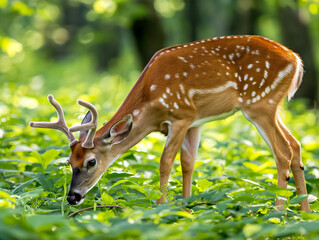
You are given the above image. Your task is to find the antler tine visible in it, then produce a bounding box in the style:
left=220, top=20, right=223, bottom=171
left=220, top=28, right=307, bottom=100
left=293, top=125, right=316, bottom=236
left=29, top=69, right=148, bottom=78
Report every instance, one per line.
left=69, top=100, right=98, bottom=148
left=29, top=94, right=78, bottom=146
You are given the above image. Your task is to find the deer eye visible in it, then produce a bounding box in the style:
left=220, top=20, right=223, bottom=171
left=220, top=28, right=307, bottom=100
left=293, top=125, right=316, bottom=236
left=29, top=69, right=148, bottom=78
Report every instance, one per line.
left=87, top=159, right=96, bottom=168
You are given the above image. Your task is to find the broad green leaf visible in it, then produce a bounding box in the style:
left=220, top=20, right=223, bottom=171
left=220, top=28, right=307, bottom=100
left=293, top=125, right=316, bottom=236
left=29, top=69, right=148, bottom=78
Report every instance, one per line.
left=12, top=179, right=36, bottom=194
left=196, top=179, right=212, bottom=191
left=41, top=149, right=60, bottom=169
left=243, top=224, right=262, bottom=237
left=268, top=217, right=281, bottom=224
left=289, top=194, right=308, bottom=204
left=101, top=192, right=113, bottom=205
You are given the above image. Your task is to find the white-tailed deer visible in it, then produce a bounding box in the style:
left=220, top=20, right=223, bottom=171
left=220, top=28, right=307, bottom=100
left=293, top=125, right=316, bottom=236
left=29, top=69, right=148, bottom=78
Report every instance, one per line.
left=30, top=35, right=310, bottom=212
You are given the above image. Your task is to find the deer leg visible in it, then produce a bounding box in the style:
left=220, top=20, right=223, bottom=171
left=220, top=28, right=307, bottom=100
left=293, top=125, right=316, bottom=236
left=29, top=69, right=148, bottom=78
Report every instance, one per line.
left=180, top=127, right=200, bottom=199
left=276, top=115, right=310, bottom=212
left=157, top=120, right=191, bottom=204
left=242, top=109, right=292, bottom=209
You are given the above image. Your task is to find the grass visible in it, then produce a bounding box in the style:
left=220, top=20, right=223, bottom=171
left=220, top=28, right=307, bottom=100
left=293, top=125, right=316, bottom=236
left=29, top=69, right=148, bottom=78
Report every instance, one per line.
left=0, top=54, right=319, bottom=240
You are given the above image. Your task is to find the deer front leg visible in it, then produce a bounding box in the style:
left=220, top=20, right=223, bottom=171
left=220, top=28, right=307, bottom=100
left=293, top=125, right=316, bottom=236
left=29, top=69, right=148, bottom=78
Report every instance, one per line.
left=157, top=120, right=191, bottom=204
left=180, top=127, right=200, bottom=198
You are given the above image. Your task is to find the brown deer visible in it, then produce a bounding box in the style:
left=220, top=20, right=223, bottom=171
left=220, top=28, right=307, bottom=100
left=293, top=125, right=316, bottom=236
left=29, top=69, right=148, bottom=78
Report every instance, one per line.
left=30, top=35, right=310, bottom=212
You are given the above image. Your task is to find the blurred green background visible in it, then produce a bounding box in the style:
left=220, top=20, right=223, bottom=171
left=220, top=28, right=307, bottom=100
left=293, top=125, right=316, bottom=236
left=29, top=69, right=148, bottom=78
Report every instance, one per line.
left=1, top=1, right=319, bottom=239
left=0, top=0, right=318, bottom=106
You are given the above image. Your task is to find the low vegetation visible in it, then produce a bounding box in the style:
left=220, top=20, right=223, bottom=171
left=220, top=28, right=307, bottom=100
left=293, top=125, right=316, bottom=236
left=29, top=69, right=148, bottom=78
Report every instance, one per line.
left=1, top=56, right=319, bottom=240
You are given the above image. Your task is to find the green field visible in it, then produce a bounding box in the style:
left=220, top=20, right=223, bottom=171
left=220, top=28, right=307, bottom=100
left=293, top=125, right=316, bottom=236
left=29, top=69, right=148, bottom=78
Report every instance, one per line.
left=1, top=0, right=319, bottom=239
left=1, top=53, right=319, bottom=239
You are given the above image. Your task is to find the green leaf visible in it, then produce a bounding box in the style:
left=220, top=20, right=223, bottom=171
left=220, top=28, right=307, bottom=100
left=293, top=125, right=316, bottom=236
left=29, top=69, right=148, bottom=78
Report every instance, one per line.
left=26, top=214, right=66, bottom=230
left=243, top=224, right=262, bottom=238
left=101, top=192, right=113, bottom=205
left=289, top=194, right=308, bottom=204
left=41, top=149, right=60, bottom=169
left=12, top=179, right=36, bottom=194
left=196, top=179, right=212, bottom=191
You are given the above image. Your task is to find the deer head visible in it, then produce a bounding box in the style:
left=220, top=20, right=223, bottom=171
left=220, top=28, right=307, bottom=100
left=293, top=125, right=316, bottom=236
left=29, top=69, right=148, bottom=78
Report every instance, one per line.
left=29, top=95, right=132, bottom=205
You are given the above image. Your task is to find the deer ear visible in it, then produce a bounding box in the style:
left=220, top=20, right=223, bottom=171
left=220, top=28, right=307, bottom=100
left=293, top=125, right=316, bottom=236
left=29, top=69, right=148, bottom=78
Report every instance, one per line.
left=79, top=111, right=92, bottom=140
left=101, top=114, right=133, bottom=145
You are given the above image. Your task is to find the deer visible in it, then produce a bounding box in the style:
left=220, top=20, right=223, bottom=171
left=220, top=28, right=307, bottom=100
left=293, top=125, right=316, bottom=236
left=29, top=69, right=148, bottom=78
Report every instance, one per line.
left=29, top=35, right=310, bottom=212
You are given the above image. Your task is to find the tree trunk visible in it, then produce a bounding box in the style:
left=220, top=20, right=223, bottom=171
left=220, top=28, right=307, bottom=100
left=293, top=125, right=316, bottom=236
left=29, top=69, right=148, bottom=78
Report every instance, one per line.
left=277, top=4, right=318, bottom=106
left=131, top=0, right=165, bottom=68
left=185, top=0, right=199, bottom=41
left=230, top=0, right=261, bottom=35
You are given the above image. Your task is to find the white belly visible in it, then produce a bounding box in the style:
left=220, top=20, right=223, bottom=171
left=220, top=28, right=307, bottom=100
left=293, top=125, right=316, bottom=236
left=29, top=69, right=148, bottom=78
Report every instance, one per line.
left=190, top=108, right=238, bottom=128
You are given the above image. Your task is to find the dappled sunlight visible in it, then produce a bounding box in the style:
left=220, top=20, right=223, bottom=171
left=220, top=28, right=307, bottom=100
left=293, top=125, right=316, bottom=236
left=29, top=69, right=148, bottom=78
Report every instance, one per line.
left=0, top=37, right=23, bottom=57
left=18, top=96, right=39, bottom=109
left=0, top=0, right=319, bottom=239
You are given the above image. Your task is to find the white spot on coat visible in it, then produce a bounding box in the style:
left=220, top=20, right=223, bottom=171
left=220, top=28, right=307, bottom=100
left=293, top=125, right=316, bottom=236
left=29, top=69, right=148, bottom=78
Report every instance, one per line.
left=178, top=56, right=188, bottom=63
left=180, top=84, right=185, bottom=94
left=165, top=74, right=171, bottom=80
left=150, top=85, right=157, bottom=91
left=265, top=86, right=270, bottom=94
left=188, top=81, right=238, bottom=99
left=133, top=109, right=140, bottom=116
left=159, top=98, right=169, bottom=108
left=271, top=64, right=293, bottom=90
left=265, top=61, right=270, bottom=69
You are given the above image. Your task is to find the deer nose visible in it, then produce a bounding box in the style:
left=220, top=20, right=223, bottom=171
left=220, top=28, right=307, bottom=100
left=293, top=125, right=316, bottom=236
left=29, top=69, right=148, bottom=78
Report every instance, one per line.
left=67, top=190, right=82, bottom=205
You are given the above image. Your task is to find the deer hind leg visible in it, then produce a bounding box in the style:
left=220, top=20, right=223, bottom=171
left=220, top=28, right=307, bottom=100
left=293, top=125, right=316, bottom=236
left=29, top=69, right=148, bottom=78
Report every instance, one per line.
left=180, top=127, right=200, bottom=199
left=242, top=109, right=292, bottom=209
left=157, top=120, right=192, bottom=204
left=276, top=115, right=310, bottom=212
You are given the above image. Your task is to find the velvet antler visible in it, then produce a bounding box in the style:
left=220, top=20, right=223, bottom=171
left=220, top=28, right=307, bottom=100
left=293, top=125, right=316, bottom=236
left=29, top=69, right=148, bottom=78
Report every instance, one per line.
left=29, top=94, right=78, bottom=146
left=69, top=100, right=98, bottom=148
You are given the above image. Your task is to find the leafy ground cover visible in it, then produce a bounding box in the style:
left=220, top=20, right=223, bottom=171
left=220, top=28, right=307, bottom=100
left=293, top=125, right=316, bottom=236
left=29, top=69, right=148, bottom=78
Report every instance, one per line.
left=1, top=56, right=319, bottom=240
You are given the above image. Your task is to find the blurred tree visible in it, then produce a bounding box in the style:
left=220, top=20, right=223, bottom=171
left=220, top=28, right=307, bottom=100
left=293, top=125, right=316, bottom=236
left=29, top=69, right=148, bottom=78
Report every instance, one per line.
left=277, top=2, right=318, bottom=106
left=230, top=0, right=261, bottom=35
left=185, top=0, right=199, bottom=41
left=0, top=0, right=317, bottom=105
left=131, top=0, right=165, bottom=68
left=46, top=1, right=88, bottom=59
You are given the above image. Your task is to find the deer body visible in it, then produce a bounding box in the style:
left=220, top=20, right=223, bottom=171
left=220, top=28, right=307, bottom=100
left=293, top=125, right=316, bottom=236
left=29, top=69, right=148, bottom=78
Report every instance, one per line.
left=30, top=35, right=310, bottom=212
